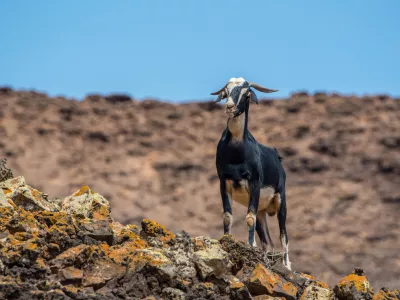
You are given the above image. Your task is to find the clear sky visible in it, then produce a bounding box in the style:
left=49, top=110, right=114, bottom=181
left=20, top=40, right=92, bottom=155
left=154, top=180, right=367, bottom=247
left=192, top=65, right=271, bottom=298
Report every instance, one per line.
left=1, top=1, right=399, bottom=102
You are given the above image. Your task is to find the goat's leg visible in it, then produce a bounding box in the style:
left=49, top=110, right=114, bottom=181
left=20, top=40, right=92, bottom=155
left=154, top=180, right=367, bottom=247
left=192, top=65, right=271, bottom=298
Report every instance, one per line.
left=256, top=210, right=274, bottom=252
left=247, top=182, right=260, bottom=247
left=220, top=180, right=233, bottom=235
left=278, top=190, right=291, bottom=270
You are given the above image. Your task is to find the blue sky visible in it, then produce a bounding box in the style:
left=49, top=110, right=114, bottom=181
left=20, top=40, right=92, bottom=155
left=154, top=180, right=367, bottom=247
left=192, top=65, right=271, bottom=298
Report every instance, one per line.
left=1, top=1, right=399, bottom=102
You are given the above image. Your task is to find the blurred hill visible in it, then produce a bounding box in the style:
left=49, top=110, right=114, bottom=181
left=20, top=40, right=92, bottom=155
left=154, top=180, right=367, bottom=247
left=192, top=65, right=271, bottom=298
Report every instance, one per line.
left=0, top=87, right=399, bottom=289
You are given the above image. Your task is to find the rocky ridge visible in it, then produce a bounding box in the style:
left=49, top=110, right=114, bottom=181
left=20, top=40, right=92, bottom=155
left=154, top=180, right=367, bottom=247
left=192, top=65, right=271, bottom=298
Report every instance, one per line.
left=0, top=163, right=399, bottom=299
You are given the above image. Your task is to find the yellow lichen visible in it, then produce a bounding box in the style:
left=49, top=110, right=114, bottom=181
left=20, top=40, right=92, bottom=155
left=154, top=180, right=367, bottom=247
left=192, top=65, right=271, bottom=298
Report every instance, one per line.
left=35, top=257, right=47, bottom=269
left=282, top=282, right=297, bottom=296
left=230, top=281, right=245, bottom=289
left=250, top=264, right=280, bottom=288
left=30, top=188, right=42, bottom=200
left=55, top=245, right=88, bottom=260
left=73, top=186, right=90, bottom=197
left=142, top=219, right=175, bottom=244
left=339, top=274, right=370, bottom=293
left=193, top=238, right=206, bottom=251
left=128, top=250, right=170, bottom=272
left=201, top=282, right=214, bottom=289
left=64, top=267, right=84, bottom=279
left=2, top=188, right=12, bottom=194
left=63, top=285, right=80, bottom=294
left=313, top=280, right=329, bottom=289
left=372, top=288, right=399, bottom=300
left=299, top=273, right=316, bottom=281
left=92, top=205, right=110, bottom=221
left=98, top=243, right=110, bottom=254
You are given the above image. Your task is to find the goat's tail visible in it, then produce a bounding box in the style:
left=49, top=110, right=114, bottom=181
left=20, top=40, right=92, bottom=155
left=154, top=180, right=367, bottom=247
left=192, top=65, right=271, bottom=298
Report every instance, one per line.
left=273, top=148, right=283, bottom=162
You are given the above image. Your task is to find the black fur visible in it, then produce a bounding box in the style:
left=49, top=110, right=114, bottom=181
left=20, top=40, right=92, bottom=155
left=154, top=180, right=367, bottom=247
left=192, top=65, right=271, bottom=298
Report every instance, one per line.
left=216, top=93, right=288, bottom=249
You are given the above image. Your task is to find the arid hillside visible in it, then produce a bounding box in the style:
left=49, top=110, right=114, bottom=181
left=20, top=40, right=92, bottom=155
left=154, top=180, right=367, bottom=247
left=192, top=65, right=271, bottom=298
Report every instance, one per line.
left=0, top=87, right=399, bottom=289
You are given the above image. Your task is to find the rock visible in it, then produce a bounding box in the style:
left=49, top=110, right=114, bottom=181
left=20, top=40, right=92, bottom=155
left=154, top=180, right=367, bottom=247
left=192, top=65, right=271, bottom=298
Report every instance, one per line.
left=0, top=171, right=398, bottom=299
left=0, top=158, right=13, bottom=182
left=77, top=219, right=114, bottom=245
left=0, top=176, right=26, bottom=193
left=245, top=264, right=297, bottom=299
left=301, top=285, right=334, bottom=300
left=372, top=287, right=400, bottom=300
left=61, top=186, right=111, bottom=219
left=0, top=189, right=13, bottom=210
left=334, top=268, right=374, bottom=300
left=110, top=222, right=141, bottom=244
left=82, top=259, right=126, bottom=289
left=127, top=249, right=173, bottom=274
left=5, top=209, right=41, bottom=235
left=192, top=236, right=232, bottom=280
left=163, top=247, right=197, bottom=280
left=9, top=185, right=59, bottom=212
left=58, top=266, right=83, bottom=284
left=141, top=218, right=176, bottom=246
left=108, top=239, right=148, bottom=264
left=253, top=296, right=285, bottom=300
left=162, top=287, right=186, bottom=299
left=50, top=244, right=90, bottom=271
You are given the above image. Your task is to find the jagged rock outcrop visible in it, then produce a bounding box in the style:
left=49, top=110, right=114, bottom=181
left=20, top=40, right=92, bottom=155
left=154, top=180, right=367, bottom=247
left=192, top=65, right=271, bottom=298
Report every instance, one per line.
left=0, top=166, right=398, bottom=299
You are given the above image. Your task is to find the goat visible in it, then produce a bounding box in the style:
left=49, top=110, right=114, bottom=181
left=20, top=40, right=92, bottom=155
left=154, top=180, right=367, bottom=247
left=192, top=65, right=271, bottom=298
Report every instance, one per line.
left=212, top=77, right=291, bottom=269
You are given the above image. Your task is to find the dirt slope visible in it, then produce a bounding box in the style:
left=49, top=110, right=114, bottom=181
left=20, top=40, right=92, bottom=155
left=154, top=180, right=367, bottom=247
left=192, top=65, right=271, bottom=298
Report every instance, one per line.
left=0, top=87, right=399, bottom=289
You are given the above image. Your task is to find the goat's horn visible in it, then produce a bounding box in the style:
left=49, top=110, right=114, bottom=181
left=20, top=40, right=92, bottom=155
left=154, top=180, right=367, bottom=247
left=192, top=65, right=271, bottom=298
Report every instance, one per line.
left=249, top=82, right=278, bottom=93
left=210, top=84, right=227, bottom=95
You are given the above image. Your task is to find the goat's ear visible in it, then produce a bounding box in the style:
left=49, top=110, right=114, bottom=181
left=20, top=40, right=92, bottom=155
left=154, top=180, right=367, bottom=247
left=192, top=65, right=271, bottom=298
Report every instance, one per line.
left=214, top=90, right=227, bottom=103
left=248, top=90, right=259, bottom=105
left=211, top=88, right=227, bottom=103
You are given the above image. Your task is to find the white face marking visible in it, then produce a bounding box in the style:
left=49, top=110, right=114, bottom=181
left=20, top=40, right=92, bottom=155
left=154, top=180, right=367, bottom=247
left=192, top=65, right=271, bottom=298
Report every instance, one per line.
left=225, top=77, right=249, bottom=115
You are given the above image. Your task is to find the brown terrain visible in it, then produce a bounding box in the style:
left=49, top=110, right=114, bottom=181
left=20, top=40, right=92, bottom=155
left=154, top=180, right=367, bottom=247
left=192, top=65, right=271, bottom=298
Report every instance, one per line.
left=0, top=87, right=399, bottom=290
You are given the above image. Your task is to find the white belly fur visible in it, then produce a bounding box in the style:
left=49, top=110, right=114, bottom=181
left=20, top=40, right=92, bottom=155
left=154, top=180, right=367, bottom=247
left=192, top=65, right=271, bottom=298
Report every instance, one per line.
left=226, top=180, right=278, bottom=211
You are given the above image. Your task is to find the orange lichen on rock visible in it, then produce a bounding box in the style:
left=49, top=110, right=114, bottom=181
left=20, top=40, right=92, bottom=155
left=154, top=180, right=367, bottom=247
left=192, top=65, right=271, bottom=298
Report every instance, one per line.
left=35, top=257, right=48, bottom=270
left=92, top=204, right=111, bottom=221
left=0, top=206, right=13, bottom=227
left=111, top=222, right=141, bottom=244
left=299, top=273, right=316, bottom=281
left=30, top=188, right=42, bottom=201
left=201, top=282, right=214, bottom=289
left=247, top=263, right=297, bottom=299
left=253, top=296, right=285, bottom=300
left=73, top=186, right=92, bottom=197
left=282, top=282, right=297, bottom=296
left=193, top=237, right=207, bottom=251
left=372, top=287, right=399, bottom=300
left=141, top=218, right=175, bottom=244
left=248, top=263, right=280, bottom=295
left=128, top=249, right=171, bottom=272
left=335, top=269, right=374, bottom=300
left=338, top=273, right=371, bottom=293
left=51, top=244, right=90, bottom=270
left=2, top=188, right=12, bottom=194
left=230, top=280, right=245, bottom=289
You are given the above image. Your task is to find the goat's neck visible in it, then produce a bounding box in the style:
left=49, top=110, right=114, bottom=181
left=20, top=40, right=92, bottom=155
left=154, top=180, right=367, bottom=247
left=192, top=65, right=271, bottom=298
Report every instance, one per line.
left=227, top=109, right=249, bottom=142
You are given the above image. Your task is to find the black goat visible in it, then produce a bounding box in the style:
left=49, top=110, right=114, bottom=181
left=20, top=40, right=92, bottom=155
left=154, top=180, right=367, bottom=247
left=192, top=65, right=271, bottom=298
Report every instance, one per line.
left=212, top=77, right=291, bottom=269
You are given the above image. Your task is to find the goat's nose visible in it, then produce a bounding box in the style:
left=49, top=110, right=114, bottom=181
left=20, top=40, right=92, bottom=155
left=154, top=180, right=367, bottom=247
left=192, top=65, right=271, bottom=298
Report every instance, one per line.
left=227, top=103, right=235, bottom=109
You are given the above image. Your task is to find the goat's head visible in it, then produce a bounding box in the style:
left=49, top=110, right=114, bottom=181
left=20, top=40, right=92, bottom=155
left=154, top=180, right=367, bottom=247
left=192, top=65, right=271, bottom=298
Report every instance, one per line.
left=211, top=77, right=278, bottom=118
